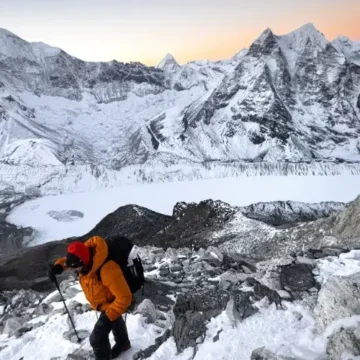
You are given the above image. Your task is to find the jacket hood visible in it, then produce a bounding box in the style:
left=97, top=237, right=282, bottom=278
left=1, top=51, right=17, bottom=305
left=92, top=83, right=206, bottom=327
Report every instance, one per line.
left=84, top=236, right=108, bottom=273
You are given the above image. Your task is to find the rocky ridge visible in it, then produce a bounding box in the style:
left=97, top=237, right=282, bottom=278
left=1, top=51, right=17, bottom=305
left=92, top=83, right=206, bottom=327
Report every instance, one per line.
left=0, top=196, right=353, bottom=291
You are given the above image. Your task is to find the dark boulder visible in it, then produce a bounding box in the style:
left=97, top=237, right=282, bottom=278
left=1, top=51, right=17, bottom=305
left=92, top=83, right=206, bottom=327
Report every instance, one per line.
left=279, top=264, right=315, bottom=291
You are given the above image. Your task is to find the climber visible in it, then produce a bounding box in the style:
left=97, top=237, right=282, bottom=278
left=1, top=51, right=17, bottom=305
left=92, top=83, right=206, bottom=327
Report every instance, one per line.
left=48, top=236, right=133, bottom=360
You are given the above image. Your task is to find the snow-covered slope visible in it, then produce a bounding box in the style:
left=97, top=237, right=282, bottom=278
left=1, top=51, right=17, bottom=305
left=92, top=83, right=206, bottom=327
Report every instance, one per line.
left=332, top=36, right=360, bottom=64
left=3, top=247, right=360, bottom=359
left=0, top=24, right=360, bottom=196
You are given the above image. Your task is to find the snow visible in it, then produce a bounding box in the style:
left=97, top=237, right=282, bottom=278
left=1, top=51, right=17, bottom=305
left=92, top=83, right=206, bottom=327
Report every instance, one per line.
left=6, top=175, right=360, bottom=246
left=2, top=139, right=62, bottom=166
left=231, top=48, right=248, bottom=62
left=2, top=250, right=360, bottom=359
left=148, top=302, right=320, bottom=360
left=0, top=28, right=29, bottom=59
left=0, top=306, right=158, bottom=360
left=280, top=23, right=328, bottom=52
left=332, top=36, right=360, bottom=62
left=313, top=250, right=360, bottom=285
left=30, top=42, right=61, bottom=59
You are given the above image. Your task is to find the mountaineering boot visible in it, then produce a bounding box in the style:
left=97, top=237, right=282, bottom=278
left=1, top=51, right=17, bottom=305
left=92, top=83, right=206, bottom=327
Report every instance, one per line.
left=111, top=314, right=131, bottom=358
left=111, top=342, right=131, bottom=359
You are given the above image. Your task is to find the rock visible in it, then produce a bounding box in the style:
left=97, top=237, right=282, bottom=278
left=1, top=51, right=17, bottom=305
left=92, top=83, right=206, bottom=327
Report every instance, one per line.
left=319, top=236, right=341, bottom=247
left=251, top=346, right=295, bottom=359
left=171, top=311, right=206, bottom=352
left=231, top=291, right=257, bottom=320
left=4, top=318, right=22, bottom=337
left=295, top=256, right=317, bottom=266
left=15, top=325, right=33, bottom=338
left=144, top=265, right=157, bottom=272
left=219, top=270, right=241, bottom=287
left=135, top=299, right=157, bottom=323
left=306, top=247, right=348, bottom=259
left=133, top=330, right=171, bottom=360
left=225, top=299, right=241, bottom=323
left=36, top=303, right=52, bottom=316
left=326, top=328, right=360, bottom=360
left=159, top=265, right=169, bottom=277
left=212, top=329, right=222, bottom=342
left=164, top=248, right=178, bottom=260
left=0, top=294, right=7, bottom=305
left=219, top=280, right=231, bottom=291
left=66, top=348, right=95, bottom=360
left=258, top=271, right=282, bottom=291
left=66, top=355, right=88, bottom=360
left=256, top=257, right=294, bottom=272
left=82, top=303, right=92, bottom=312
left=276, top=290, right=291, bottom=299
left=60, top=279, right=81, bottom=299
left=170, top=263, right=182, bottom=272
left=279, top=264, right=315, bottom=291
left=242, top=265, right=254, bottom=274
left=246, top=278, right=282, bottom=307
left=308, top=287, right=318, bottom=293
left=198, top=247, right=223, bottom=266
left=67, top=300, right=84, bottom=314
left=43, top=292, right=62, bottom=304
left=314, top=272, right=360, bottom=330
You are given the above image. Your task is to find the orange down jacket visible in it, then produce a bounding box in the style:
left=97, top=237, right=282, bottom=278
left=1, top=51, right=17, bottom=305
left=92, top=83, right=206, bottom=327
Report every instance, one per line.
left=55, top=236, right=132, bottom=321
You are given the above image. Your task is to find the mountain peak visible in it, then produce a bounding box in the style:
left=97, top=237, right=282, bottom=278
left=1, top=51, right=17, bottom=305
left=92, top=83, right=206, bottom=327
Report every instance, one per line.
left=156, top=53, right=180, bottom=72
left=280, top=23, right=328, bottom=50
left=298, top=22, right=317, bottom=33
left=0, top=29, right=61, bottom=61
left=254, top=28, right=275, bottom=45
left=332, top=36, right=360, bottom=62
left=332, top=36, right=359, bottom=48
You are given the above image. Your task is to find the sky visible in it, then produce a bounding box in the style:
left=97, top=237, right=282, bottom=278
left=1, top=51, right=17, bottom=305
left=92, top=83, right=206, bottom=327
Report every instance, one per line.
left=1, top=0, right=359, bottom=65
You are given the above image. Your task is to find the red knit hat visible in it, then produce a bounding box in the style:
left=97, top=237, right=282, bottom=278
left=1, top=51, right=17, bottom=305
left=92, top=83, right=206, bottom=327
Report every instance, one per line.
left=66, top=241, right=90, bottom=267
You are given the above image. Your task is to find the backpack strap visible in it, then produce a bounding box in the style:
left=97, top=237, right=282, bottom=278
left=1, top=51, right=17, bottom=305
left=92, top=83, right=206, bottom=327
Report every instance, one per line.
left=96, top=257, right=109, bottom=282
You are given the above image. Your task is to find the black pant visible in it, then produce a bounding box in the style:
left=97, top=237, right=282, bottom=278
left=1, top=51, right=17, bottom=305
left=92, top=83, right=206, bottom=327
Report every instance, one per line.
left=90, top=312, right=130, bottom=360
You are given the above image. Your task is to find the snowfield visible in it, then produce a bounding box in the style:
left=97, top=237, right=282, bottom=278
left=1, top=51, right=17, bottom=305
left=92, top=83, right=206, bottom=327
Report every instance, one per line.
left=6, top=175, right=360, bottom=246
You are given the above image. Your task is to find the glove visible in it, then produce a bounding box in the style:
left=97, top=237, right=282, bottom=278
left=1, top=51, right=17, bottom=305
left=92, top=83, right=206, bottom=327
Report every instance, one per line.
left=48, top=263, right=63, bottom=283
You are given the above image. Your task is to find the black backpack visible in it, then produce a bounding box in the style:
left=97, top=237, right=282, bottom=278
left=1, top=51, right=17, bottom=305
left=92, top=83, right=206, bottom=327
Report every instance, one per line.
left=97, top=235, right=145, bottom=294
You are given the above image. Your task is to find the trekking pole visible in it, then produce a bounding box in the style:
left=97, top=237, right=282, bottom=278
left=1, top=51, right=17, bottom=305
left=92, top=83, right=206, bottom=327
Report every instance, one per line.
left=54, top=276, right=82, bottom=343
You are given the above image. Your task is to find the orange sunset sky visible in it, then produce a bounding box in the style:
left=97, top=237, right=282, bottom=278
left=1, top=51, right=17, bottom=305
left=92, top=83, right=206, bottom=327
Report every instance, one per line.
left=1, top=0, right=359, bottom=66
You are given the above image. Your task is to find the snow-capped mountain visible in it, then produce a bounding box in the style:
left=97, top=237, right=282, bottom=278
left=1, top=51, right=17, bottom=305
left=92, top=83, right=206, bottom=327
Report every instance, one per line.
left=332, top=36, right=360, bottom=64
left=0, top=24, right=360, bottom=195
